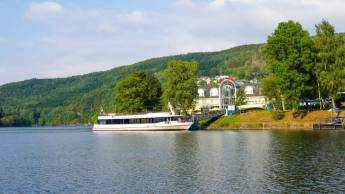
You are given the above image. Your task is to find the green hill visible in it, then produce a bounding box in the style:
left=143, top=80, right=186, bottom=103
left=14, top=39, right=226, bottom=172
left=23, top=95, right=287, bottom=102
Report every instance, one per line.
left=0, top=44, right=265, bottom=126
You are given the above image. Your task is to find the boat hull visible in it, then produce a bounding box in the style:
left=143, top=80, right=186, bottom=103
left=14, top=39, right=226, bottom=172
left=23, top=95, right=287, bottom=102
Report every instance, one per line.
left=93, top=122, right=193, bottom=131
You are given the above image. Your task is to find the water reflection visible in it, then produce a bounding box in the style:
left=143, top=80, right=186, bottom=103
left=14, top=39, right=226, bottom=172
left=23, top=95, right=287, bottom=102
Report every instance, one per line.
left=266, top=131, right=345, bottom=193
left=171, top=132, right=202, bottom=192
left=0, top=129, right=344, bottom=193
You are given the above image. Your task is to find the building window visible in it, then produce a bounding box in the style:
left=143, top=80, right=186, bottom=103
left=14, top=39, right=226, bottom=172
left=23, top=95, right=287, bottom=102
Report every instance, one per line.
left=244, top=86, right=254, bottom=95
left=198, top=88, right=205, bottom=97
left=210, top=88, right=219, bottom=97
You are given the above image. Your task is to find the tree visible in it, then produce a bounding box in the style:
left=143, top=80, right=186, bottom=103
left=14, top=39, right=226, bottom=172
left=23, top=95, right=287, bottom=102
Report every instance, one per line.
left=0, top=115, right=15, bottom=126
left=260, top=75, right=282, bottom=110
left=143, top=74, right=163, bottom=111
left=114, top=71, right=162, bottom=113
left=264, top=21, right=315, bottom=110
left=235, top=88, right=246, bottom=107
left=162, top=60, right=198, bottom=115
left=0, top=107, right=3, bottom=126
left=0, top=108, right=3, bottom=126
left=314, top=20, right=345, bottom=109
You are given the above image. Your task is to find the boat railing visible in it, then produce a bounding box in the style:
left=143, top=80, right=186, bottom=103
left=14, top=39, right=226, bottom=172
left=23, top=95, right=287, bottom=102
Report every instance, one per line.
left=104, top=112, right=173, bottom=116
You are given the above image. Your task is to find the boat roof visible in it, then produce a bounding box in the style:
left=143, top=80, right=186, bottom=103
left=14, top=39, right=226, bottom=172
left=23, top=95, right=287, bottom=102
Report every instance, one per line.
left=97, top=112, right=183, bottom=120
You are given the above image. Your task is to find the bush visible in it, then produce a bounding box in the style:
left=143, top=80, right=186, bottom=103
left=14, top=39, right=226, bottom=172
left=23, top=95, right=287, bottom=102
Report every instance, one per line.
left=271, top=111, right=285, bottom=120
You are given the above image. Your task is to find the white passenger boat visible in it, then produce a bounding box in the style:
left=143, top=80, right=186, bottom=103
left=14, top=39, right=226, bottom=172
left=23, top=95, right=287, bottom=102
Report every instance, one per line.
left=93, top=102, right=193, bottom=131
left=93, top=103, right=193, bottom=131
left=93, top=112, right=193, bottom=131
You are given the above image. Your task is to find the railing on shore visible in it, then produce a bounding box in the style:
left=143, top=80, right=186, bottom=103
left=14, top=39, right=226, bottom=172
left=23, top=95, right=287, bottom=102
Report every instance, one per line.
left=190, top=110, right=225, bottom=130
left=192, top=110, right=225, bottom=122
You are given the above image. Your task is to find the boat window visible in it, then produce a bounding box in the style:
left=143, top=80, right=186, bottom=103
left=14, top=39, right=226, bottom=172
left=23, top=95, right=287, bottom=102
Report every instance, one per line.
left=97, top=119, right=106, bottom=124
left=158, top=117, right=167, bottom=122
left=112, top=119, right=123, bottom=124
left=129, top=119, right=141, bottom=124
left=99, top=117, right=179, bottom=125
left=142, top=118, right=148, bottom=123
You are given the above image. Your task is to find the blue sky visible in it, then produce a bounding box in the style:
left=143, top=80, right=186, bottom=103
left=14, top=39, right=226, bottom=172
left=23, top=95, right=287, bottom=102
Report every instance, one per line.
left=1, top=0, right=345, bottom=85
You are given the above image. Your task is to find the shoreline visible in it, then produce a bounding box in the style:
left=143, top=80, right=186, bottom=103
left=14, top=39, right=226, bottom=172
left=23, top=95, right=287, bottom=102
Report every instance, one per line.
left=205, top=110, right=341, bottom=130
left=206, top=121, right=316, bottom=130
left=206, top=126, right=315, bottom=130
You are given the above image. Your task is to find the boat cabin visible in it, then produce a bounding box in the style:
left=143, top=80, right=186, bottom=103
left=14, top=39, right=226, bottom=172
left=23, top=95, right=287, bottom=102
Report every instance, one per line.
left=97, top=112, right=184, bottom=125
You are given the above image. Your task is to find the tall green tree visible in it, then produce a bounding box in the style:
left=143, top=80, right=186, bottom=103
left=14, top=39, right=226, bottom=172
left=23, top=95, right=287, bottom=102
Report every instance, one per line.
left=261, top=75, right=282, bottom=110
left=314, top=20, right=345, bottom=109
left=143, top=74, right=163, bottom=111
left=114, top=71, right=162, bottom=113
left=162, top=60, right=198, bottom=115
left=264, top=21, right=315, bottom=110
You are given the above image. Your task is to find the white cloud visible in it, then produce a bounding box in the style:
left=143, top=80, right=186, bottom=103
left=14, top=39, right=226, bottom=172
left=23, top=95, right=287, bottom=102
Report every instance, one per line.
left=1, top=0, right=345, bottom=85
left=26, top=1, right=64, bottom=20
left=209, top=0, right=227, bottom=8
left=124, top=10, right=146, bottom=23
left=0, top=37, right=7, bottom=44
left=23, top=0, right=345, bottom=54
left=174, top=0, right=196, bottom=8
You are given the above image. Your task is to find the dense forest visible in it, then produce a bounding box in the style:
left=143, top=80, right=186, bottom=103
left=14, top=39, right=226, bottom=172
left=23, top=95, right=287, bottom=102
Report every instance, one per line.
left=0, top=44, right=265, bottom=126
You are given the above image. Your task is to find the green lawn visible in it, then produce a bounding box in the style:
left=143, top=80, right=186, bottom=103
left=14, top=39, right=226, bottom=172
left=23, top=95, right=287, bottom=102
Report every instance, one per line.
left=208, top=110, right=333, bottom=129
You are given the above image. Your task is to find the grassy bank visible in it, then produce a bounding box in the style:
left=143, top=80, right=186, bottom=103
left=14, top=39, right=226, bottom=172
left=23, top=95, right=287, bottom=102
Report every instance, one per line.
left=208, top=110, right=333, bottom=130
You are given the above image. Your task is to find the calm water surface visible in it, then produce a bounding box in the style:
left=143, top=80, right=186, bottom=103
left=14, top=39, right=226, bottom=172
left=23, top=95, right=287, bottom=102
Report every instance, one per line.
left=0, top=127, right=344, bottom=193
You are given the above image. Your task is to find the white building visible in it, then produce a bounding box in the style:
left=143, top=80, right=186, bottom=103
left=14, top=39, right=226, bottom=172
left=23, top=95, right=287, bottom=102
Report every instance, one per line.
left=238, top=83, right=267, bottom=110
left=195, top=76, right=267, bottom=111
left=195, top=76, right=237, bottom=111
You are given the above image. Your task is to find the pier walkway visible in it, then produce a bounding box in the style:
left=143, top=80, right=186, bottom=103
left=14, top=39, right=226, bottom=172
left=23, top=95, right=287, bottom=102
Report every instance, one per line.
left=190, top=110, right=225, bottom=130
left=313, top=116, right=345, bottom=130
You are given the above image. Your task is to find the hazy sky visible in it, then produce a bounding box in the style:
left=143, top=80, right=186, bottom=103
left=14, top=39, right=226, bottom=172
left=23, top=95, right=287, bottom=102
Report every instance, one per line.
left=1, top=0, right=345, bottom=85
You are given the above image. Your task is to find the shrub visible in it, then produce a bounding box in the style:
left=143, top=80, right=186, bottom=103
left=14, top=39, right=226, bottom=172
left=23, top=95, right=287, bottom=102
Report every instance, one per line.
left=271, top=111, right=285, bottom=120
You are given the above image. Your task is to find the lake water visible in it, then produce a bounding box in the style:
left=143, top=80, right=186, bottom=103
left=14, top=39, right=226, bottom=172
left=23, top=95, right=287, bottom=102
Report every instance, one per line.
left=0, top=127, right=344, bottom=193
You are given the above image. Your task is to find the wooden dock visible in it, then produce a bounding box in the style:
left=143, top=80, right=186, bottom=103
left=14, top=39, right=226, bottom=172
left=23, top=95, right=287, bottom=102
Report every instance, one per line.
left=313, top=117, right=344, bottom=130
left=313, top=123, right=344, bottom=130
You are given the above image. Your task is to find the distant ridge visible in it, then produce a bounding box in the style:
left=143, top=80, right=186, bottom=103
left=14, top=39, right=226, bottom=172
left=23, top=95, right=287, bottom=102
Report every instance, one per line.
left=0, top=44, right=265, bottom=125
